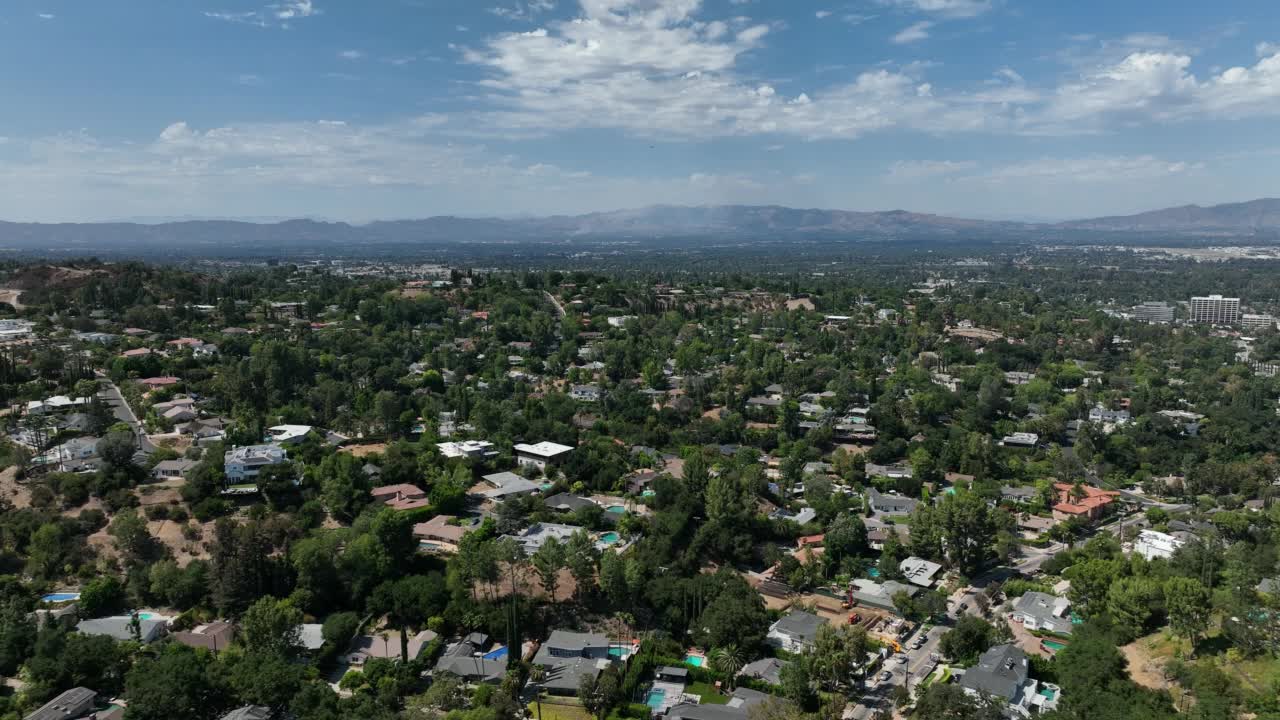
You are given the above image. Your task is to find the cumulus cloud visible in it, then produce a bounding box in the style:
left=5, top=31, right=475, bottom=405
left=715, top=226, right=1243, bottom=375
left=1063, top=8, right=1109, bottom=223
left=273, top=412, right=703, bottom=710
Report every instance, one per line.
left=339, top=49, right=364, bottom=60
left=490, top=0, right=556, bottom=20
left=973, top=155, right=1200, bottom=183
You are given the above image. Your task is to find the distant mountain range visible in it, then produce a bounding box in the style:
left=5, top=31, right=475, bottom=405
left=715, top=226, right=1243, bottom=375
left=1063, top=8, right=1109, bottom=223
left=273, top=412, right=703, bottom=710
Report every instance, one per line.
left=4, top=198, right=1280, bottom=256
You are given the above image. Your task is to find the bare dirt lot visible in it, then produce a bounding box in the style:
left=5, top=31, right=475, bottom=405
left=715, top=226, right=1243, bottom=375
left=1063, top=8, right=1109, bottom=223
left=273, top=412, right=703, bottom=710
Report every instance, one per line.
left=339, top=442, right=388, bottom=458
left=0, top=466, right=31, bottom=508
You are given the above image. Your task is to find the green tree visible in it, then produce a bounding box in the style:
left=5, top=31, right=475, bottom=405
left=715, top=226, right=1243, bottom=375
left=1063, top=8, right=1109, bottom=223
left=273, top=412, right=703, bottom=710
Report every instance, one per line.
left=532, top=537, right=567, bottom=601
left=1163, top=577, right=1210, bottom=646
left=240, top=596, right=304, bottom=659
left=124, top=644, right=229, bottom=720
left=939, top=616, right=999, bottom=665
left=710, top=645, right=746, bottom=689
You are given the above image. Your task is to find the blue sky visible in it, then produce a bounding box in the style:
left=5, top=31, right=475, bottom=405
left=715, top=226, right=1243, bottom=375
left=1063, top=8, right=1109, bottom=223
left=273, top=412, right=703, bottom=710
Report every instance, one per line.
left=2, top=0, right=1280, bottom=222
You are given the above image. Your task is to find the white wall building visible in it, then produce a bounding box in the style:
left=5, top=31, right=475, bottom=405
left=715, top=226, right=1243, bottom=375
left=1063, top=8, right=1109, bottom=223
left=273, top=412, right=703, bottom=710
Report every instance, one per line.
left=1133, top=529, right=1185, bottom=560
left=1190, top=295, right=1241, bottom=325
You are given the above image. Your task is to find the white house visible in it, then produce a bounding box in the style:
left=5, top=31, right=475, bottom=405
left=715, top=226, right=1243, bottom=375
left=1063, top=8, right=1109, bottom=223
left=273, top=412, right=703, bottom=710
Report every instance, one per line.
left=437, top=440, right=499, bottom=460
left=224, top=444, right=288, bottom=483
left=1010, top=592, right=1074, bottom=635
left=265, top=424, right=314, bottom=445
left=513, top=441, right=574, bottom=472
left=1133, top=529, right=1185, bottom=560
left=766, top=610, right=823, bottom=653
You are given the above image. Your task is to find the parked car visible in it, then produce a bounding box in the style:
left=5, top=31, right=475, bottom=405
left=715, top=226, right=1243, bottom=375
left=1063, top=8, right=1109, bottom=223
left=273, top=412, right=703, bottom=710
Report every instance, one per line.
left=879, top=671, right=893, bottom=682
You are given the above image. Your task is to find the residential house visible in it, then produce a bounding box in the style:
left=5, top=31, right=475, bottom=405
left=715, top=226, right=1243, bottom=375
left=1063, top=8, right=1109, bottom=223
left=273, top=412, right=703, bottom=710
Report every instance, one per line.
left=544, top=494, right=598, bottom=513
left=850, top=579, right=920, bottom=614
left=297, top=624, right=325, bottom=655
left=532, top=630, right=623, bottom=696
left=224, top=444, right=288, bottom=484
left=26, top=395, right=91, bottom=415
left=77, top=615, right=167, bottom=644
left=667, top=688, right=772, bottom=720
left=219, top=707, right=274, bottom=720
left=371, top=484, right=430, bottom=511
left=1011, top=592, right=1074, bottom=635
left=474, top=471, right=540, bottom=501
left=414, top=515, right=469, bottom=553
left=1000, top=486, right=1039, bottom=504
left=169, top=621, right=237, bottom=653
left=434, top=633, right=508, bottom=683
left=161, top=405, right=197, bottom=423
left=865, top=463, right=913, bottom=480
left=265, top=424, right=314, bottom=445
left=958, top=644, right=1060, bottom=717
left=437, top=440, right=499, bottom=460
left=766, top=610, right=823, bottom=653
left=1000, top=432, right=1040, bottom=448
left=504, top=523, right=580, bottom=554
left=346, top=629, right=438, bottom=665
left=866, top=488, right=918, bottom=516
left=179, top=417, right=228, bottom=445
left=152, top=459, right=198, bottom=482
left=513, top=441, right=574, bottom=472
left=899, top=557, right=943, bottom=588
left=1133, top=529, right=1186, bottom=560
left=137, top=376, right=180, bottom=391
left=1050, top=483, right=1118, bottom=523
left=571, top=385, right=602, bottom=403
left=1088, top=406, right=1132, bottom=428
left=26, top=687, right=98, bottom=720
left=738, top=658, right=788, bottom=686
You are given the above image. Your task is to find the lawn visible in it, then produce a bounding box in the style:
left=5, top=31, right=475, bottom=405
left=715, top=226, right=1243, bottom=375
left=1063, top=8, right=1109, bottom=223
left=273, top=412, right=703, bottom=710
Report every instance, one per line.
left=529, top=699, right=593, bottom=720
left=685, top=682, right=729, bottom=704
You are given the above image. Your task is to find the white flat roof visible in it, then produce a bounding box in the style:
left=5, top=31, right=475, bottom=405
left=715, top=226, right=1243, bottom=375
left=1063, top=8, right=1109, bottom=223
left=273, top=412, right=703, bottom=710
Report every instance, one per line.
left=513, top=441, right=574, bottom=458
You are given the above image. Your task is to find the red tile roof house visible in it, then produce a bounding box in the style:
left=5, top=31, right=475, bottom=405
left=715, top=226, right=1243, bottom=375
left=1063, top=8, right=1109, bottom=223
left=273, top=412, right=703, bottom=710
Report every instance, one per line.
left=796, top=534, right=825, bottom=549
left=138, top=376, right=180, bottom=390
left=371, top=483, right=430, bottom=511
left=166, top=337, right=204, bottom=348
left=1051, top=483, right=1120, bottom=523
left=119, top=347, right=154, bottom=358
left=413, top=515, right=468, bottom=553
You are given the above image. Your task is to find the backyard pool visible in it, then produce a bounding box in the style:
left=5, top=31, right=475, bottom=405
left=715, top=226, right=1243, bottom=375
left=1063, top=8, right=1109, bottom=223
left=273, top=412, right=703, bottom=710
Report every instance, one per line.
left=641, top=490, right=656, bottom=498
left=867, top=568, right=881, bottom=578
left=599, top=532, right=621, bottom=544
left=1038, top=687, right=1059, bottom=700
left=483, top=646, right=509, bottom=660
left=645, top=689, right=667, bottom=709
left=605, top=505, right=627, bottom=515
left=685, top=654, right=705, bottom=667
left=419, top=541, right=442, bottom=552
left=41, top=593, right=80, bottom=603
left=1042, top=640, right=1067, bottom=652
left=608, top=647, right=627, bottom=658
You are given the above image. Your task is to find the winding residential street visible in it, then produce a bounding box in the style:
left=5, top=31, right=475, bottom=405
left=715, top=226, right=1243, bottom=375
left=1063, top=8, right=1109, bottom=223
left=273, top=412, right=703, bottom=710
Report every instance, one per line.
left=96, top=378, right=156, bottom=454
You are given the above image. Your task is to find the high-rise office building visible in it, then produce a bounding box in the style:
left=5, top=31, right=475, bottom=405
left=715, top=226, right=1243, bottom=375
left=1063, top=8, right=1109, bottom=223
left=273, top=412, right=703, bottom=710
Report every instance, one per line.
left=1189, top=295, right=1241, bottom=325
left=1132, top=302, right=1174, bottom=324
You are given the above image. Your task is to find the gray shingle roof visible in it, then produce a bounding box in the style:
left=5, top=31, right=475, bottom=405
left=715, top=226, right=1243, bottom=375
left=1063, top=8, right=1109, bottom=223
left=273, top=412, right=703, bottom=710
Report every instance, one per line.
left=959, top=644, right=1027, bottom=701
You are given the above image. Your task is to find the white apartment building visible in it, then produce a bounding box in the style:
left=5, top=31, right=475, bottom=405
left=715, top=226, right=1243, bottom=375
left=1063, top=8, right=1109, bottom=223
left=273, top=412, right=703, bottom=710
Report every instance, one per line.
left=1189, top=295, right=1241, bottom=325
left=1133, top=529, right=1186, bottom=560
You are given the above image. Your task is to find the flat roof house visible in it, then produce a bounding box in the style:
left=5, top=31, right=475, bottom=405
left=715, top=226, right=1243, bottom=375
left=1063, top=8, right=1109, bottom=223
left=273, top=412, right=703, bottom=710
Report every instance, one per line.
left=475, top=471, right=540, bottom=500
left=851, top=578, right=920, bottom=614
left=266, top=424, right=314, bottom=445
left=766, top=610, right=823, bottom=653
left=170, top=621, right=237, bottom=653
left=1133, top=529, right=1186, bottom=560
left=1011, top=592, right=1073, bottom=636
left=513, top=441, right=574, bottom=472
left=1000, top=432, right=1040, bottom=448
left=438, top=440, right=499, bottom=460
left=224, top=444, right=288, bottom=484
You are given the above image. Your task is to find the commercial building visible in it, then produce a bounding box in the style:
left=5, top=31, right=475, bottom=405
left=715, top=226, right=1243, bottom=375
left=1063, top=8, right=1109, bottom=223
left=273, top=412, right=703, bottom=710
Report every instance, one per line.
left=1242, top=313, right=1277, bottom=332
left=1189, top=295, right=1241, bottom=325
left=1132, top=302, right=1174, bottom=323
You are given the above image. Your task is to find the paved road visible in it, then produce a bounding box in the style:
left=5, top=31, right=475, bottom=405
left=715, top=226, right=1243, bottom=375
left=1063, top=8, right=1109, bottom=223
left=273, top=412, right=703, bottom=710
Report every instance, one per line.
left=543, top=290, right=566, bottom=319
left=845, top=624, right=947, bottom=720
left=96, top=380, right=156, bottom=453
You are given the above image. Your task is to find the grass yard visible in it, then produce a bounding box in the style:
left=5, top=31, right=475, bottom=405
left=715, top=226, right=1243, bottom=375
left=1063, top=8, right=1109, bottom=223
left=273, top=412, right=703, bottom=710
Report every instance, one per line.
left=685, top=682, right=729, bottom=704
left=529, top=699, right=593, bottom=720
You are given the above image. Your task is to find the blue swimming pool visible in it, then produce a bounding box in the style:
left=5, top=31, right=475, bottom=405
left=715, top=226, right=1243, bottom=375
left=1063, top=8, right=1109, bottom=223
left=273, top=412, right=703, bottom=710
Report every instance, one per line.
left=685, top=654, right=705, bottom=667
left=607, top=647, right=627, bottom=658
left=645, top=689, right=666, bottom=709
left=483, top=646, right=509, bottom=660
left=41, top=593, right=79, bottom=603
left=599, top=532, right=621, bottom=544
left=606, top=505, right=626, bottom=514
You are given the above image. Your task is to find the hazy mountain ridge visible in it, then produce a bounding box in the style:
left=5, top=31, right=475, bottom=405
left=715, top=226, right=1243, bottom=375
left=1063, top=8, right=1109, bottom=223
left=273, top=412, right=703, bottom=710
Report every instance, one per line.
left=2, top=198, right=1279, bottom=254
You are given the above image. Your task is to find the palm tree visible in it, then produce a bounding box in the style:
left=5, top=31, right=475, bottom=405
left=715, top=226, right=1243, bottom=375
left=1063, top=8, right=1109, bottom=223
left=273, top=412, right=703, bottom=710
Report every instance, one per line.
left=709, top=645, right=745, bottom=689
left=529, top=665, right=547, bottom=720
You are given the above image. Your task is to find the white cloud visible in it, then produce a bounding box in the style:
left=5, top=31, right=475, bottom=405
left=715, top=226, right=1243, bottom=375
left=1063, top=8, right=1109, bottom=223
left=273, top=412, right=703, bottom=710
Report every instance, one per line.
left=37, top=13, right=55, bottom=20
left=815, top=10, right=832, bottom=19
left=886, top=159, right=976, bottom=182
left=973, top=155, right=1200, bottom=184
left=204, top=1, right=320, bottom=28
left=237, top=73, right=265, bottom=86
left=880, top=0, right=991, bottom=18
left=490, top=0, right=557, bottom=20
left=339, top=49, right=364, bottom=60
left=892, top=21, right=933, bottom=44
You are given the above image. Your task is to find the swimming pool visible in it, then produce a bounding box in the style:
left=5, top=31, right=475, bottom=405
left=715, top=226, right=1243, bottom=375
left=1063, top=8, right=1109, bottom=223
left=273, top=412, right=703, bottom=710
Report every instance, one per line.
left=607, top=647, right=627, bottom=658
left=1042, top=640, right=1067, bottom=652
left=645, top=689, right=667, bottom=709
left=137, top=612, right=159, bottom=621
left=685, top=654, right=705, bottom=667
left=605, top=505, right=626, bottom=514
left=599, top=532, right=621, bottom=544
left=641, top=490, right=656, bottom=498
left=41, top=593, right=79, bottom=603
left=483, top=646, right=509, bottom=660
left=867, top=568, right=881, bottom=578
left=419, top=541, right=442, bottom=552
left=1038, top=687, right=1058, bottom=700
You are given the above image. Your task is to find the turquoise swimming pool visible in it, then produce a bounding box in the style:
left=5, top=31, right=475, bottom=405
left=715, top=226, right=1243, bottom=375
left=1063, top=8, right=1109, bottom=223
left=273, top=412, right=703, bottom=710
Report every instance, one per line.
left=645, top=689, right=666, bottom=709
left=685, top=654, right=705, bottom=667
left=608, top=647, right=627, bottom=658
left=599, top=532, right=621, bottom=544
left=1038, top=687, right=1058, bottom=700
left=41, top=593, right=79, bottom=603
left=1042, top=640, right=1067, bottom=652
left=606, top=505, right=626, bottom=514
